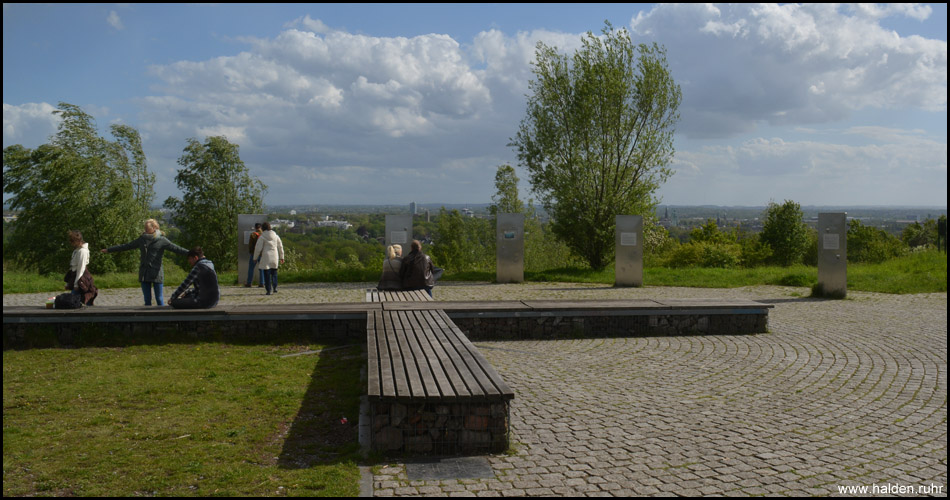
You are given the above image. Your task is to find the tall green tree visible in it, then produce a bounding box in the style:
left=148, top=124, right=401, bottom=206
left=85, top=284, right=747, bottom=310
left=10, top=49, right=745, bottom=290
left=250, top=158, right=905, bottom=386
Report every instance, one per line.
left=490, top=164, right=525, bottom=216
left=2, top=103, right=153, bottom=274
left=760, top=200, right=810, bottom=266
left=163, top=136, right=267, bottom=271
left=512, top=22, right=681, bottom=270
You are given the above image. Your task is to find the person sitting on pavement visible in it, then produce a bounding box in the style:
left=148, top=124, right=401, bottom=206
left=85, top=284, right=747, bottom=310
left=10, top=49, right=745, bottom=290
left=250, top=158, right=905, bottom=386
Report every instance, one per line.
left=169, top=247, right=219, bottom=309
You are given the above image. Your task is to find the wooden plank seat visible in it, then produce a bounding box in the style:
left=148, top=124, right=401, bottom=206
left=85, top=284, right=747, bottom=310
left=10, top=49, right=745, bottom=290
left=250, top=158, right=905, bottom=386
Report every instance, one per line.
left=366, top=308, right=513, bottom=403
left=365, top=288, right=432, bottom=303
left=364, top=288, right=513, bottom=454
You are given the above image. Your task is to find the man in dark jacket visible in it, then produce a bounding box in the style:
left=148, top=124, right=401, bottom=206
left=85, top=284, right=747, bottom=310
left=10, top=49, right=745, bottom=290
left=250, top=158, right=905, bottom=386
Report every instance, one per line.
left=169, top=247, right=220, bottom=309
left=399, top=240, right=436, bottom=297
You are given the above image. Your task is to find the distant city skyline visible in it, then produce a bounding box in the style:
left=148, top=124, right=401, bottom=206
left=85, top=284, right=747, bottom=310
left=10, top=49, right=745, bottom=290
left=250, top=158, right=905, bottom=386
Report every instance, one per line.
left=3, top=4, right=947, bottom=207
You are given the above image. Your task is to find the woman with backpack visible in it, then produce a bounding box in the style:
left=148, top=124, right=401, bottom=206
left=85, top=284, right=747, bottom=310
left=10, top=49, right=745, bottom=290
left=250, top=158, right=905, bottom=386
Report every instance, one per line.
left=62, top=230, right=98, bottom=306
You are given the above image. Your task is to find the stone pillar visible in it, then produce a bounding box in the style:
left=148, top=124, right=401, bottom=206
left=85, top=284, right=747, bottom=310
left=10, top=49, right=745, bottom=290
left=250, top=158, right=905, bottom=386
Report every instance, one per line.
left=817, top=212, right=847, bottom=298
left=615, top=215, right=643, bottom=287
left=385, top=215, right=412, bottom=250
left=496, top=213, right=524, bottom=283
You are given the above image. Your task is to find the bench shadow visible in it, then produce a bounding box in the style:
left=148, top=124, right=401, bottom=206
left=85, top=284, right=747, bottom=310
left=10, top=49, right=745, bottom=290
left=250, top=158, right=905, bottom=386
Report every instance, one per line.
left=276, top=343, right=364, bottom=469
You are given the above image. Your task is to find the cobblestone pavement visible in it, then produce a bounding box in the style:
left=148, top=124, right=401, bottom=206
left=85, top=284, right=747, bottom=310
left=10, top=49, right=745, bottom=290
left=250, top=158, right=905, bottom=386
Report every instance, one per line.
left=4, top=283, right=947, bottom=496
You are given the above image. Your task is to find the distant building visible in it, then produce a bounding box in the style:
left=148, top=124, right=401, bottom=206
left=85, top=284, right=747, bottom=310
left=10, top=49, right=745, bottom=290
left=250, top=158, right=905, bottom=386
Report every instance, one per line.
left=410, top=202, right=417, bottom=215
left=316, top=216, right=353, bottom=230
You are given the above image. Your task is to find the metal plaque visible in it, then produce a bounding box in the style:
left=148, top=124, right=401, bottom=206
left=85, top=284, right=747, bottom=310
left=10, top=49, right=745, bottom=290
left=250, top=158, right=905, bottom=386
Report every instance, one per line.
left=238, top=214, right=269, bottom=285
left=385, top=215, right=413, bottom=250
left=496, top=213, right=524, bottom=283
left=615, top=215, right=643, bottom=287
left=818, top=213, right=847, bottom=297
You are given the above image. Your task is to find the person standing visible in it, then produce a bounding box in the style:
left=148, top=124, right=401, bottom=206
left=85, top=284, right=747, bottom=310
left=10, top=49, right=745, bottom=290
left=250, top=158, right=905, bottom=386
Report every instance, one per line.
left=399, top=240, right=436, bottom=297
left=66, top=230, right=98, bottom=305
left=245, top=222, right=264, bottom=287
left=169, top=247, right=220, bottom=309
left=253, top=221, right=284, bottom=295
left=101, top=218, right=188, bottom=306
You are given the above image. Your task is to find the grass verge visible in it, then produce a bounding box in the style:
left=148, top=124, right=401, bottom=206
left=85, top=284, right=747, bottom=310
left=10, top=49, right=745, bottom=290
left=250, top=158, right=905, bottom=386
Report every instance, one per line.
left=4, top=250, right=945, bottom=295
left=2, top=343, right=363, bottom=497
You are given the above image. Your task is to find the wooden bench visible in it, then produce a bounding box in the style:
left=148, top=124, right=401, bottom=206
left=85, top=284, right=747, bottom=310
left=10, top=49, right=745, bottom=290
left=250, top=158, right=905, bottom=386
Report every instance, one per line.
left=364, top=289, right=513, bottom=454
left=365, top=288, right=432, bottom=303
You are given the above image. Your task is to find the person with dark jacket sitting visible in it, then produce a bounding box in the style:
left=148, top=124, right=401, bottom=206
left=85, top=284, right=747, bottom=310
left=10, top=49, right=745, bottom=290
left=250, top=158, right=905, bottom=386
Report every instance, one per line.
left=169, top=247, right=220, bottom=309
left=399, top=240, right=436, bottom=297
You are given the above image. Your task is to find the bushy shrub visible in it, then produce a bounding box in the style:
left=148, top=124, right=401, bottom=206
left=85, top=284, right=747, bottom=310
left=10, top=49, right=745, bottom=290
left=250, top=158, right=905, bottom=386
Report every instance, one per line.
left=738, top=236, right=772, bottom=268
left=665, top=241, right=740, bottom=268
left=847, top=219, right=905, bottom=264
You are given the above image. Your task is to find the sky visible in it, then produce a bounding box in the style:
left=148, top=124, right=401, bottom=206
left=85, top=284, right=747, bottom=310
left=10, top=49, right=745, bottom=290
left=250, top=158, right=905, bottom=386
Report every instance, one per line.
left=3, top=3, right=947, bottom=208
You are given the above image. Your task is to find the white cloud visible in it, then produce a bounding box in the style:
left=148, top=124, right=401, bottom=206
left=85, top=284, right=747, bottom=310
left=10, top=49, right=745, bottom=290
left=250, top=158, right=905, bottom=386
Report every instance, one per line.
left=2, top=102, right=60, bottom=145
left=107, top=10, right=124, bottom=31
left=126, top=9, right=944, bottom=205
left=630, top=3, right=947, bottom=138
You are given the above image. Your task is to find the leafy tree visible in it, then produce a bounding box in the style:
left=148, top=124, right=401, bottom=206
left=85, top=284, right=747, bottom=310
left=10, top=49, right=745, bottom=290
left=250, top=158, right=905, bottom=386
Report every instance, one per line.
left=901, top=219, right=938, bottom=249
left=848, top=219, right=905, bottom=263
left=2, top=103, right=154, bottom=274
left=760, top=200, right=809, bottom=266
left=431, top=208, right=493, bottom=272
left=512, top=22, right=681, bottom=270
left=163, top=136, right=266, bottom=271
left=490, top=164, right=525, bottom=216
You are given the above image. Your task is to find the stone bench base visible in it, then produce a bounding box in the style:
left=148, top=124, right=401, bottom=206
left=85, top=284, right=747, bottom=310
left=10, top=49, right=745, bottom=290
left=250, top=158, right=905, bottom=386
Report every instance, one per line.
left=370, top=400, right=510, bottom=455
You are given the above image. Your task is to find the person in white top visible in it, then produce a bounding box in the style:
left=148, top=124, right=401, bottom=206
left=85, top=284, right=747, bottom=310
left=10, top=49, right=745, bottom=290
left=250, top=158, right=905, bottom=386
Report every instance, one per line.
left=252, top=221, right=285, bottom=295
left=68, top=230, right=90, bottom=289
left=66, top=230, right=98, bottom=305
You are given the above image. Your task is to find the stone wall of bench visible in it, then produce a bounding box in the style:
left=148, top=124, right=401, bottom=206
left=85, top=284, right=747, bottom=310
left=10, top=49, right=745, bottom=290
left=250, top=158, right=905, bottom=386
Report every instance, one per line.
left=452, top=312, right=768, bottom=341
left=370, top=401, right=509, bottom=455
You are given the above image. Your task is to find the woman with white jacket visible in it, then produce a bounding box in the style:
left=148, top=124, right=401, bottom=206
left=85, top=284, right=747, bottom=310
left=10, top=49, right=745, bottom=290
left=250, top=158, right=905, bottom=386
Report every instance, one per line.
left=253, top=221, right=284, bottom=295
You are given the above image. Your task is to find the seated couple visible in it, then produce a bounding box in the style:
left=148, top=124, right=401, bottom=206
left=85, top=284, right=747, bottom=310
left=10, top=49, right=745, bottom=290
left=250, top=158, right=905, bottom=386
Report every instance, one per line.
left=376, top=240, right=439, bottom=297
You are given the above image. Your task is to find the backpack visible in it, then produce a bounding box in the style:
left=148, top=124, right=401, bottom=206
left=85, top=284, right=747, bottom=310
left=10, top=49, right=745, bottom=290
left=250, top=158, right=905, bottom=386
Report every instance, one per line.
left=54, top=292, right=83, bottom=309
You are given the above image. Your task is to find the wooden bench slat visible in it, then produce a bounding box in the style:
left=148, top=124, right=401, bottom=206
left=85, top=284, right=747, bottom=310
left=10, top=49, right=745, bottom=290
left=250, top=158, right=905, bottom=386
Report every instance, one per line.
left=419, top=311, right=483, bottom=398
left=397, top=311, right=444, bottom=399
left=391, top=310, right=430, bottom=400
left=373, top=310, right=397, bottom=398
left=433, top=310, right=513, bottom=398
left=409, top=310, right=460, bottom=400
left=366, top=311, right=381, bottom=398
left=436, top=312, right=514, bottom=398
left=417, top=309, right=486, bottom=398
left=409, top=311, right=467, bottom=400
left=383, top=311, right=412, bottom=400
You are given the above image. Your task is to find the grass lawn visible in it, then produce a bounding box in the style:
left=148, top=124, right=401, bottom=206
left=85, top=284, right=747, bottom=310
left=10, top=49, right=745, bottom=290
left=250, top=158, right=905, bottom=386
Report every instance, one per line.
left=3, top=342, right=364, bottom=497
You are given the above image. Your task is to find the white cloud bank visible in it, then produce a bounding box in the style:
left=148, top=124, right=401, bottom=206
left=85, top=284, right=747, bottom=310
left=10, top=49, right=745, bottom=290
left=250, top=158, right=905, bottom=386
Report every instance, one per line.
left=4, top=4, right=945, bottom=205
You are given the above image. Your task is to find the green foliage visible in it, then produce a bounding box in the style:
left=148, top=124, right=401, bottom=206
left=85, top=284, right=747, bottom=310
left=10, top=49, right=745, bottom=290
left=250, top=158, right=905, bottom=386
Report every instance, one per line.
left=431, top=208, right=494, bottom=272
left=738, top=235, right=773, bottom=268
left=2, top=103, right=154, bottom=274
left=847, top=219, right=905, bottom=263
left=513, top=22, right=681, bottom=270
left=163, top=136, right=267, bottom=271
left=900, top=219, right=938, bottom=249
left=490, top=164, right=525, bottom=216
left=665, top=241, right=741, bottom=268
left=760, top=200, right=810, bottom=266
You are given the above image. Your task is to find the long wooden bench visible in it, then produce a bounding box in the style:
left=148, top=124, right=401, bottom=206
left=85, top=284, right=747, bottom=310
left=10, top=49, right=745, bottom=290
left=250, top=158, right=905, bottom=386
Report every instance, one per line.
left=364, top=289, right=513, bottom=454
left=365, top=288, right=432, bottom=303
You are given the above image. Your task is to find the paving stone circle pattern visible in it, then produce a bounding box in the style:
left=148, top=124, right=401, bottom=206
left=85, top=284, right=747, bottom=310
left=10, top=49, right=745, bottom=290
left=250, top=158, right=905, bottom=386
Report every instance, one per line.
left=5, top=282, right=946, bottom=496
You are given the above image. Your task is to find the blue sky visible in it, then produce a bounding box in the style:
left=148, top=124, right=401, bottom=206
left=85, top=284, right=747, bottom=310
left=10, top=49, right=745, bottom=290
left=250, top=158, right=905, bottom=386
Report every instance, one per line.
left=4, top=3, right=947, bottom=207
